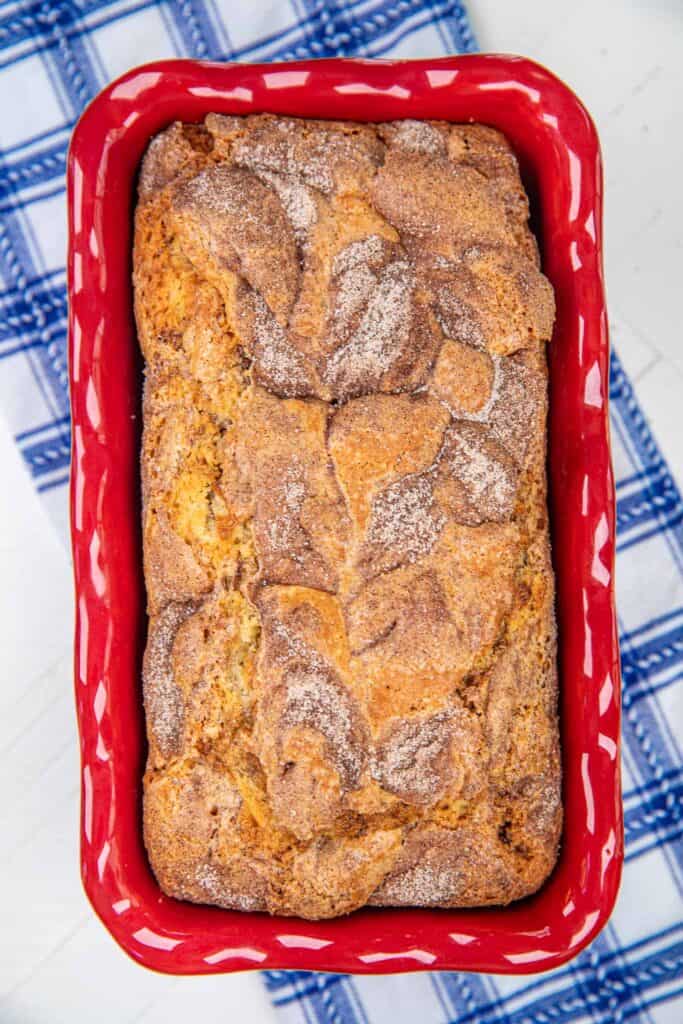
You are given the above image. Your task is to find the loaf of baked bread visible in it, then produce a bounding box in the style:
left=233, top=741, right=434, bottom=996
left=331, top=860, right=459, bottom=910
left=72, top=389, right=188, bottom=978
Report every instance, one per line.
left=134, top=114, right=561, bottom=920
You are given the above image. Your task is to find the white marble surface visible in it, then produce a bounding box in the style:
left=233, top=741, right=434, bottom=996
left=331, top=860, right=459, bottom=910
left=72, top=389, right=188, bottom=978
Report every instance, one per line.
left=1, top=3, right=681, bottom=1021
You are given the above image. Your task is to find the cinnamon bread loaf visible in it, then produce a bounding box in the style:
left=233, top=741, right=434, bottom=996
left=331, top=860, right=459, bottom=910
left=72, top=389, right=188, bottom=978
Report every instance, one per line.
left=134, top=114, right=561, bottom=920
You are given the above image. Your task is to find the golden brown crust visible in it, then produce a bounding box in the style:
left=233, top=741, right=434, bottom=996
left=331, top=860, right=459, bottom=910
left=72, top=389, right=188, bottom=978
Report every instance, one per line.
left=135, top=114, right=560, bottom=920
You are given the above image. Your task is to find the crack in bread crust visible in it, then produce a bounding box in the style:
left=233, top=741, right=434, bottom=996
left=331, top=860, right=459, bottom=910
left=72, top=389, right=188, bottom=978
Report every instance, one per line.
left=135, top=114, right=561, bottom=920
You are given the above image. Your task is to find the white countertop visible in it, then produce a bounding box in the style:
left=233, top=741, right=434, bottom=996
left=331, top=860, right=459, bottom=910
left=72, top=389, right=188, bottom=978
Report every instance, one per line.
left=1, top=2, right=681, bottom=1020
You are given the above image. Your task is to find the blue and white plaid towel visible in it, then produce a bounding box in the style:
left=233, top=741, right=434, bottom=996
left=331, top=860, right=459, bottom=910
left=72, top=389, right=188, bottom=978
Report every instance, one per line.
left=1, top=3, right=680, bottom=1022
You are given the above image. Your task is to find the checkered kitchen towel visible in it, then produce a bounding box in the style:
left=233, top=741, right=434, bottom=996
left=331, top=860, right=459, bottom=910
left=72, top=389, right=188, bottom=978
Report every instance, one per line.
left=1, top=2, right=680, bottom=1022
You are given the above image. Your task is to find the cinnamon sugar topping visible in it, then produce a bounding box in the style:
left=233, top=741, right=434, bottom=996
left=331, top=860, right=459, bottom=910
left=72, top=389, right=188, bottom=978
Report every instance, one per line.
left=377, top=859, right=460, bottom=906
left=440, top=421, right=518, bottom=524
left=363, top=473, right=445, bottom=569
left=137, top=112, right=559, bottom=920
left=325, top=259, right=413, bottom=397
left=280, top=669, right=365, bottom=787
left=143, top=601, right=197, bottom=757
left=264, top=468, right=306, bottom=555
left=256, top=169, right=318, bottom=242
left=252, top=295, right=314, bottom=396
left=372, top=712, right=452, bottom=804
left=392, top=119, right=446, bottom=155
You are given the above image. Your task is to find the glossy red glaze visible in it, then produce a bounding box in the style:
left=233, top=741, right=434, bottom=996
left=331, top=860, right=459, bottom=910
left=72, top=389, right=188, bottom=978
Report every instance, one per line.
left=68, top=56, right=622, bottom=976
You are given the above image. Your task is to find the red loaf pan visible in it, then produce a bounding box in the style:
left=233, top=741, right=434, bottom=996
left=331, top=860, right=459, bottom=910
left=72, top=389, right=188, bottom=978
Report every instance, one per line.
left=68, top=55, right=622, bottom=976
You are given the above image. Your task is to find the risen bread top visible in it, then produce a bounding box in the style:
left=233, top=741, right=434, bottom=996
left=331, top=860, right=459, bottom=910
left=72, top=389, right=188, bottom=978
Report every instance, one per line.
left=135, top=114, right=561, bottom=920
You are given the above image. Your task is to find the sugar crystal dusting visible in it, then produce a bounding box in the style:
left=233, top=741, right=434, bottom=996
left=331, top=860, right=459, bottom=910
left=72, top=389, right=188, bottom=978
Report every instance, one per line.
left=252, top=295, right=313, bottom=395
left=255, top=169, right=318, bottom=242
left=144, top=601, right=197, bottom=756
left=373, top=712, right=452, bottom=803
left=325, top=260, right=413, bottom=394
left=365, top=473, right=445, bottom=565
left=333, top=235, right=387, bottom=275
left=194, top=863, right=262, bottom=911
left=392, top=120, right=446, bottom=156
left=281, top=669, right=364, bottom=787
left=379, top=860, right=460, bottom=906
left=443, top=425, right=516, bottom=521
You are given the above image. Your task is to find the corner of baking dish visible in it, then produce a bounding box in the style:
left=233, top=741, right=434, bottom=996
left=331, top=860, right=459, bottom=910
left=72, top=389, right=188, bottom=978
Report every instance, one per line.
left=68, top=55, right=622, bottom=976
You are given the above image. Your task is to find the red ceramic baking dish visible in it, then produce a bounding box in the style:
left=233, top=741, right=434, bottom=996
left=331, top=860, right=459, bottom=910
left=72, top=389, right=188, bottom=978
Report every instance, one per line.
left=68, top=55, right=622, bottom=976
